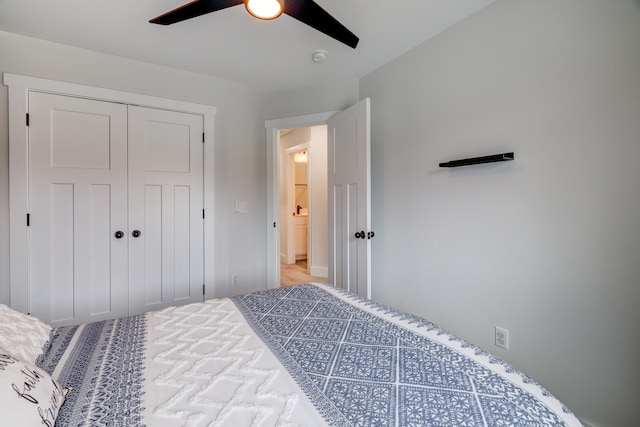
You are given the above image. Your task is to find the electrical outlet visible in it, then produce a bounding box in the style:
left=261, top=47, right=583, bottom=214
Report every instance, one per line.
left=495, top=326, right=509, bottom=350
left=232, top=274, right=238, bottom=286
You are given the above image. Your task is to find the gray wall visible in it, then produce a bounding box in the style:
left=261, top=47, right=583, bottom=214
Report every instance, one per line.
left=260, top=78, right=359, bottom=121
left=359, top=1, right=640, bottom=426
left=0, top=31, right=265, bottom=301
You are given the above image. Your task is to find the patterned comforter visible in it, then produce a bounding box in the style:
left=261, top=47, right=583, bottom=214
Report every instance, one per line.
left=38, top=284, right=582, bottom=426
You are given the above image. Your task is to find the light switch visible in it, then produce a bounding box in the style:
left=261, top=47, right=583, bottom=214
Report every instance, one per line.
left=233, top=200, right=248, bottom=214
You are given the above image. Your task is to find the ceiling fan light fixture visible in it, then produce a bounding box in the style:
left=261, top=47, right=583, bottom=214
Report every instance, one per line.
left=245, top=0, right=284, bottom=20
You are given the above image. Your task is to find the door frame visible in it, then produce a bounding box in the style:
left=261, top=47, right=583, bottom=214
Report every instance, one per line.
left=4, top=73, right=217, bottom=313
left=265, top=111, right=337, bottom=289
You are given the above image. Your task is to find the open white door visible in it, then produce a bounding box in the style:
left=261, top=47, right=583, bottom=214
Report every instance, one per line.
left=328, top=98, right=371, bottom=298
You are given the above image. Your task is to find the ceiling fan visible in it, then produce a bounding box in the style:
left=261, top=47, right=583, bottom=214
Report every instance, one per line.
left=150, top=0, right=359, bottom=49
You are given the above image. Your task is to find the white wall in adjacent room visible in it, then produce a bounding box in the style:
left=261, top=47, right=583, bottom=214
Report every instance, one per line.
left=279, top=127, right=312, bottom=262
left=308, top=125, right=328, bottom=278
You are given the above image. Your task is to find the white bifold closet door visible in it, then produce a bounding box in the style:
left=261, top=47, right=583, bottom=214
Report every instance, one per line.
left=127, top=105, right=204, bottom=316
left=28, top=92, right=204, bottom=326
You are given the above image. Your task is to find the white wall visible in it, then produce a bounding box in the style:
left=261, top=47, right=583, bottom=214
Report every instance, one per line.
left=359, top=1, right=640, bottom=426
left=261, top=78, right=359, bottom=121
left=0, top=31, right=265, bottom=301
left=308, top=125, right=328, bottom=278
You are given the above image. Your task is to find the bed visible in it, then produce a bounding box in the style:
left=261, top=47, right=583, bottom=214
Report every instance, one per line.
left=1, top=283, right=582, bottom=426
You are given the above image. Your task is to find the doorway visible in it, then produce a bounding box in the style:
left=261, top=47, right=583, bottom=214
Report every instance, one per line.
left=278, top=127, right=329, bottom=287
left=265, top=99, right=372, bottom=297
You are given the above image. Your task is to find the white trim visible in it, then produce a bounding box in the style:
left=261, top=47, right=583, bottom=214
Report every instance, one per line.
left=3, top=73, right=217, bottom=311
left=265, top=111, right=337, bottom=131
left=265, top=111, right=338, bottom=289
left=3, top=73, right=217, bottom=116
left=310, top=266, right=328, bottom=278
left=6, top=79, right=29, bottom=313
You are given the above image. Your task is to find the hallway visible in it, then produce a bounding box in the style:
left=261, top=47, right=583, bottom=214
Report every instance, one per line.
left=280, top=260, right=328, bottom=287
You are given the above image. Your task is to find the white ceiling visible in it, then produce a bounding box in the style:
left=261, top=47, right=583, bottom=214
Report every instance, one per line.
left=0, top=0, right=496, bottom=94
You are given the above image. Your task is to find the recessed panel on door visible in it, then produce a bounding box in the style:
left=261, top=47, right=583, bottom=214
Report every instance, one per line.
left=174, top=185, right=192, bottom=300
left=51, top=110, right=111, bottom=169
left=89, top=184, right=113, bottom=315
left=145, top=121, right=191, bottom=173
left=144, top=184, right=163, bottom=305
left=49, top=183, right=75, bottom=323
left=333, top=118, right=359, bottom=174
left=333, top=183, right=344, bottom=288
left=347, top=183, right=359, bottom=291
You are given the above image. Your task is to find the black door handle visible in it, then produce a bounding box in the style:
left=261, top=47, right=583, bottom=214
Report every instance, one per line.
left=132, top=230, right=142, bottom=238
left=114, top=231, right=124, bottom=239
left=355, top=231, right=366, bottom=239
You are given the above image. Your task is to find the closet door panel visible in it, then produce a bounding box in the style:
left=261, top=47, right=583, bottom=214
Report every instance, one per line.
left=88, top=184, right=116, bottom=314
left=28, top=92, right=129, bottom=326
left=144, top=185, right=163, bottom=305
left=174, top=185, right=192, bottom=300
left=49, top=184, right=75, bottom=322
left=128, top=106, right=204, bottom=314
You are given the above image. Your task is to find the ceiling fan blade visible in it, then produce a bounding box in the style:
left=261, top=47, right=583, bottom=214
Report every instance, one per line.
left=150, top=0, right=244, bottom=25
left=284, top=0, right=359, bottom=49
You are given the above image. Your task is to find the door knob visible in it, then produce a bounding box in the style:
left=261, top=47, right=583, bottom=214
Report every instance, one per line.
left=355, top=231, right=366, bottom=239
left=132, top=230, right=142, bottom=238
left=114, top=231, right=124, bottom=239
left=367, top=231, right=375, bottom=239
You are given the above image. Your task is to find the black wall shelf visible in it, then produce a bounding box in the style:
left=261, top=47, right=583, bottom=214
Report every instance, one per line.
left=439, top=152, right=514, bottom=168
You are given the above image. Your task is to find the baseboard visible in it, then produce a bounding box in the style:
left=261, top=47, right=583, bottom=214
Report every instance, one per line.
left=310, top=266, right=328, bottom=278
left=581, top=419, right=601, bottom=427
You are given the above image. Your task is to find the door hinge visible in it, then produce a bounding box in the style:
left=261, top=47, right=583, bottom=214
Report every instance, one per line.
left=26, top=113, right=29, bottom=126
left=203, top=209, right=205, bottom=219
left=202, top=284, right=205, bottom=296
left=202, top=132, right=205, bottom=143
left=26, top=213, right=30, bottom=226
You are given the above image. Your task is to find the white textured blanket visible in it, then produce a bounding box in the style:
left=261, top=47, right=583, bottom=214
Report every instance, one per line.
left=142, top=297, right=326, bottom=426
left=38, top=284, right=582, bottom=426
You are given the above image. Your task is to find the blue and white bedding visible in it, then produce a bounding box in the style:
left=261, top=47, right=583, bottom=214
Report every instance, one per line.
left=38, top=283, right=582, bottom=426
